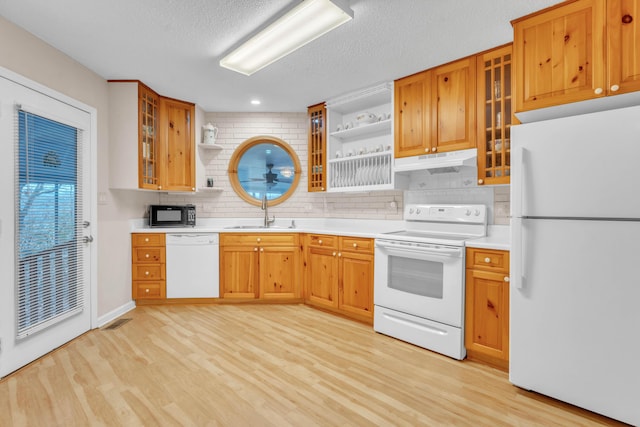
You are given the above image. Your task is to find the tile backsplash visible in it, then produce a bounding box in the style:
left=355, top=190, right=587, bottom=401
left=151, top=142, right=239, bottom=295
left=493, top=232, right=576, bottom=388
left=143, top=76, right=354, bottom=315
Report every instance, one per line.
left=160, top=112, right=510, bottom=224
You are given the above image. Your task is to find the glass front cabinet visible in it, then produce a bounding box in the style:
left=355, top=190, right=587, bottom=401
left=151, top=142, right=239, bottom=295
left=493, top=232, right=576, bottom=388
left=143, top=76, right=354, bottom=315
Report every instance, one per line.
left=477, top=44, right=512, bottom=185
left=307, top=102, right=326, bottom=192
left=139, top=84, right=160, bottom=190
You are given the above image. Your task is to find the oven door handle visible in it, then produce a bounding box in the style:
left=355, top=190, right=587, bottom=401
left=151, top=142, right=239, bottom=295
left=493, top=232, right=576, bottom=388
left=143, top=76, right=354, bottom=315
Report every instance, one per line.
left=375, top=240, right=463, bottom=257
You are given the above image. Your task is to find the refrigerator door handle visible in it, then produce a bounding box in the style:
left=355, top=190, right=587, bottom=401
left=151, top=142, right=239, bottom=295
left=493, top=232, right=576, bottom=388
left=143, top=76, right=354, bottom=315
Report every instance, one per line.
left=511, top=217, right=524, bottom=290
left=512, top=146, right=525, bottom=218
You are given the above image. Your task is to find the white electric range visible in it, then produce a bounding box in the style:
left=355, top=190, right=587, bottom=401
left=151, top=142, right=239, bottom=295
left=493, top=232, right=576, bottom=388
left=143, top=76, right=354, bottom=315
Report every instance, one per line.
left=373, top=204, right=487, bottom=360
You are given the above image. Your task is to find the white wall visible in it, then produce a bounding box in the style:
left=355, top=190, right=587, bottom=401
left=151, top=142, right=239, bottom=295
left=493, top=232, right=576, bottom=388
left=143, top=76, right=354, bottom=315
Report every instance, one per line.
left=0, top=16, right=157, bottom=318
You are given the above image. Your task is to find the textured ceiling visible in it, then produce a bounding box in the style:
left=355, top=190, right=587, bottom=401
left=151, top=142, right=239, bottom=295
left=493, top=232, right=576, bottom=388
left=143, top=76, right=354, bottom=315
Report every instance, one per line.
left=0, top=0, right=561, bottom=112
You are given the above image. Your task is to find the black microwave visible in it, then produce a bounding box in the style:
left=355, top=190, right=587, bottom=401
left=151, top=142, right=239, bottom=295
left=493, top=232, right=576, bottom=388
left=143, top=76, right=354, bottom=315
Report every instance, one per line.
left=149, top=205, right=196, bottom=227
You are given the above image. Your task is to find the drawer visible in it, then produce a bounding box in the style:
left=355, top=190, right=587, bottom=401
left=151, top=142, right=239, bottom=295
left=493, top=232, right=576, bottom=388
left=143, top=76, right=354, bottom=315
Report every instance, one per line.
left=133, top=281, right=165, bottom=299
left=306, top=234, right=338, bottom=249
left=132, top=264, right=165, bottom=281
left=220, top=233, right=298, bottom=247
left=132, top=233, right=166, bottom=247
left=466, top=248, right=509, bottom=273
left=340, top=236, right=374, bottom=253
left=133, top=247, right=165, bottom=263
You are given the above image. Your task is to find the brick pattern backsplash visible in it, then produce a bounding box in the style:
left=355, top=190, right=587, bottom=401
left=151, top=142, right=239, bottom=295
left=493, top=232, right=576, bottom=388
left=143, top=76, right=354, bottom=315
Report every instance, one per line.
left=160, top=112, right=404, bottom=220
left=160, top=111, right=510, bottom=223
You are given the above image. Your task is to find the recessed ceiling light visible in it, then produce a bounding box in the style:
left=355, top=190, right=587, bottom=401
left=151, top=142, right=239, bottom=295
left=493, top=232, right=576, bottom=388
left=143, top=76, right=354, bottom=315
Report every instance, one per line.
left=251, top=99, right=261, bottom=105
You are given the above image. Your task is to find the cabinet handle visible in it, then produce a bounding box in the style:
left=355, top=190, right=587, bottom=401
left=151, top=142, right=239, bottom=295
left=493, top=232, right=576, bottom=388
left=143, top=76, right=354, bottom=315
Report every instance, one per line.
left=145, top=288, right=150, bottom=293
left=145, top=253, right=150, bottom=258
left=256, top=237, right=261, bottom=243
left=254, top=247, right=258, bottom=251
left=332, top=252, right=337, bottom=256
left=594, top=87, right=604, bottom=95
left=431, top=147, right=437, bottom=152
left=145, top=271, right=150, bottom=275
left=484, top=257, right=491, bottom=263
left=260, top=248, right=264, bottom=252
left=425, top=148, right=429, bottom=153
left=145, top=238, right=150, bottom=242
left=504, top=276, right=510, bottom=282
left=338, top=252, right=342, bottom=257
left=318, top=239, right=323, bottom=245
left=353, top=243, right=358, bottom=248
left=478, top=179, right=484, bottom=185
left=610, top=84, right=620, bottom=92
left=158, top=185, right=163, bottom=190
left=192, top=187, right=195, bottom=191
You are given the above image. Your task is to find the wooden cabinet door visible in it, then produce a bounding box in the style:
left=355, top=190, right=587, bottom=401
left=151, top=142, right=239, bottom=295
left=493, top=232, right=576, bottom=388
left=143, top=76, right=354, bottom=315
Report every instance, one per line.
left=394, top=70, right=432, bottom=158
left=608, top=0, right=640, bottom=94
left=464, top=268, right=510, bottom=368
left=307, top=103, right=326, bottom=192
left=220, top=245, right=260, bottom=299
left=339, top=251, right=373, bottom=322
left=138, top=84, right=160, bottom=190
left=477, top=44, right=513, bottom=186
left=431, top=57, right=476, bottom=152
left=306, top=246, right=339, bottom=309
left=513, top=0, right=606, bottom=112
left=159, top=97, right=195, bottom=192
left=260, top=246, right=301, bottom=300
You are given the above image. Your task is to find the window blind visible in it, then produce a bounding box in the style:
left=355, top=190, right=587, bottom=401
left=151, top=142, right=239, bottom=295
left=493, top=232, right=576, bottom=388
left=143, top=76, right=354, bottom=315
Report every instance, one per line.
left=14, top=107, right=85, bottom=340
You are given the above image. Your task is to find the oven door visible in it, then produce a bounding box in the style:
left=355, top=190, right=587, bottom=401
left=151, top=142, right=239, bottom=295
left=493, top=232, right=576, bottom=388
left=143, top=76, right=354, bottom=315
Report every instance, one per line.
left=374, top=239, right=464, bottom=328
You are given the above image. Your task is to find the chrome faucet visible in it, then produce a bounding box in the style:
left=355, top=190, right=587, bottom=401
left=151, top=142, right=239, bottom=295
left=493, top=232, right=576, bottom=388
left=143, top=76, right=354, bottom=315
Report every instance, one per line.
left=262, top=194, right=275, bottom=227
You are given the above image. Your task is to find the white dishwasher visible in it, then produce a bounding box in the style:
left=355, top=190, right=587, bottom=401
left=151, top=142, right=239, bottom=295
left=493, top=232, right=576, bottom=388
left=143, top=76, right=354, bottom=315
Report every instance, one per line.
left=166, top=233, right=219, bottom=298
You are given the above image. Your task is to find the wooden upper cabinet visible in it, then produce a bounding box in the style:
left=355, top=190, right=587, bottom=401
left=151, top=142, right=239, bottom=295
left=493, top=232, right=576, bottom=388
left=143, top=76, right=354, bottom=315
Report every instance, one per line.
left=307, top=103, right=326, bottom=192
left=477, top=44, right=513, bottom=186
left=159, top=97, right=195, bottom=192
left=431, top=56, right=476, bottom=152
left=394, top=70, right=432, bottom=158
left=138, top=85, right=160, bottom=190
left=513, top=0, right=607, bottom=112
left=607, top=0, right=640, bottom=94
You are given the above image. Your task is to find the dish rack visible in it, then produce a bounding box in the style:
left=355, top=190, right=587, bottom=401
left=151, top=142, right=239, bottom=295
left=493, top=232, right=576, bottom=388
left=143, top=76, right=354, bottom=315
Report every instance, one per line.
left=329, top=152, right=393, bottom=191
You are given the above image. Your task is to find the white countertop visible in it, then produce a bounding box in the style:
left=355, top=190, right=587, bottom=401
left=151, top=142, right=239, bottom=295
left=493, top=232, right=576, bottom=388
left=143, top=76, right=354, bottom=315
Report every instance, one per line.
left=131, top=218, right=510, bottom=250
left=465, top=225, right=510, bottom=251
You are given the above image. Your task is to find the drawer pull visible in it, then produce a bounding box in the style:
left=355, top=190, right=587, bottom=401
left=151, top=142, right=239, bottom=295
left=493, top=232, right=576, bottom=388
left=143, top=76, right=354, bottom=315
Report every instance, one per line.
left=610, top=84, right=620, bottom=92
left=145, top=253, right=150, bottom=258
left=145, top=288, right=150, bottom=293
left=145, top=271, right=150, bottom=276
left=318, top=239, right=323, bottom=245
left=332, top=252, right=337, bottom=256
left=353, top=243, right=358, bottom=248
left=338, top=252, right=342, bottom=257
left=484, top=257, right=491, bottom=263
left=257, top=237, right=261, bottom=243
left=144, top=238, right=149, bottom=242
left=504, top=276, right=510, bottom=282
left=260, top=248, right=264, bottom=252
left=254, top=247, right=258, bottom=252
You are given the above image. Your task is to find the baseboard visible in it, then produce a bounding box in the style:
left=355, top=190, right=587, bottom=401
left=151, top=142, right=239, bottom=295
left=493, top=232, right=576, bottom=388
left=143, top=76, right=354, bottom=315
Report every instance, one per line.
left=97, top=300, right=136, bottom=328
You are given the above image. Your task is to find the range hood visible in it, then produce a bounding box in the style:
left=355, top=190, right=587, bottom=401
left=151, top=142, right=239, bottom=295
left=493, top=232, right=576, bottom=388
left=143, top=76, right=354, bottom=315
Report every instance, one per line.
left=394, top=148, right=477, bottom=173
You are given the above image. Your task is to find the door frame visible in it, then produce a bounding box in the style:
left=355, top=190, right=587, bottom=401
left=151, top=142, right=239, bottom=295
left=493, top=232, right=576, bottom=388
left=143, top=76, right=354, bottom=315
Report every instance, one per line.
left=0, top=65, right=98, bottom=338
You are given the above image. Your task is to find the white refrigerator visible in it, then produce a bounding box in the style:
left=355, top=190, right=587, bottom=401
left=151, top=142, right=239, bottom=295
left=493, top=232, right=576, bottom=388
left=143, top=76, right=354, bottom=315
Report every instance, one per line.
left=510, top=105, right=640, bottom=426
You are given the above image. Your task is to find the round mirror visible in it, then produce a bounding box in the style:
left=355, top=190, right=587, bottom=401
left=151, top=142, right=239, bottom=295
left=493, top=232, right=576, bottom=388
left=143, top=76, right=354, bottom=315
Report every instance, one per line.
left=228, top=136, right=301, bottom=206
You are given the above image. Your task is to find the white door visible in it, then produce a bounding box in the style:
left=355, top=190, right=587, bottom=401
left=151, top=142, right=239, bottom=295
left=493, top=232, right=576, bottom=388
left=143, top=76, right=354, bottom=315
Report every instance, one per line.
left=0, top=72, right=94, bottom=378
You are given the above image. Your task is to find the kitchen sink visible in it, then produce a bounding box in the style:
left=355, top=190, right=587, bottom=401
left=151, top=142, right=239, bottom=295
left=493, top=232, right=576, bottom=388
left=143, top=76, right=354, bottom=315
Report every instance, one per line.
left=223, top=225, right=289, bottom=230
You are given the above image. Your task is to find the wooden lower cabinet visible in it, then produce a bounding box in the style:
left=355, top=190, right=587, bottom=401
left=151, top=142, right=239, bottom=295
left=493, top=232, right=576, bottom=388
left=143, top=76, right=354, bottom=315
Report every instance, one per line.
left=465, top=248, right=510, bottom=370
left=131, top=233, right=166, bottom=300
left=219, top=233, right=301, bottom=301
left=304, top=234, right=374, bottom=324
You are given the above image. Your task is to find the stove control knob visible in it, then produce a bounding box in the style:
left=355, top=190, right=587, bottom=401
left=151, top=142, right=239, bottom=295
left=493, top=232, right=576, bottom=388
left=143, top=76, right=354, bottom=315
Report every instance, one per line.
left=474, top=209, right=481, bottom=216
left=416, top=208, right=421, bottom=214
left=465, top=209, right=471, bottom=216
left=409, top=208, right=415, bottom=214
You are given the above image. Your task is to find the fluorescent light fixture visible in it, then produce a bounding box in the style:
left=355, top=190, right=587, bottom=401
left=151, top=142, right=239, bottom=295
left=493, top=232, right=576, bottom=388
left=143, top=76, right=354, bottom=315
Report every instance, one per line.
left=251, top=99, right=261, bottom=105
left=220, top=0, right=353, bottom=76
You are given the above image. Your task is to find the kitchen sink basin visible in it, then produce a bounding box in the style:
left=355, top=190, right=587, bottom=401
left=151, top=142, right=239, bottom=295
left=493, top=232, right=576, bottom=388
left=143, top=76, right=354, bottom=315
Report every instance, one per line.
left=223, top=225, right=289, bottom=230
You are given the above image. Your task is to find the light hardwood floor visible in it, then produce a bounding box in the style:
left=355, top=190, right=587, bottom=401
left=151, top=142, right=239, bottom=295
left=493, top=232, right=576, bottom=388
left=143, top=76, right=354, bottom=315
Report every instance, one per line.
left=0, top=304, right=625, bottom=426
